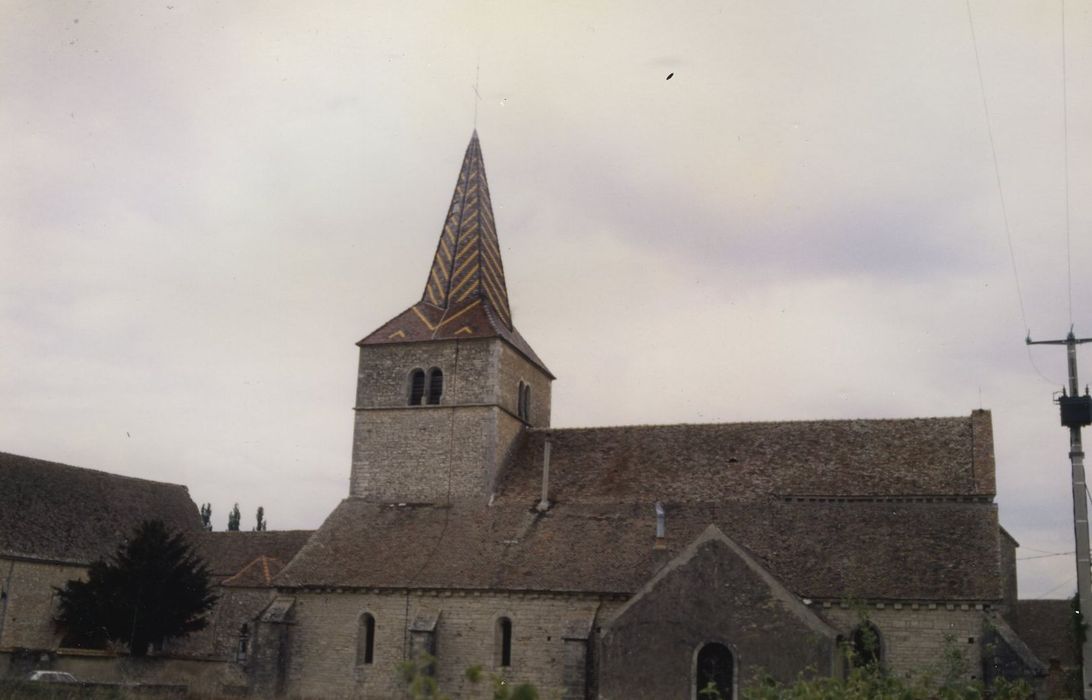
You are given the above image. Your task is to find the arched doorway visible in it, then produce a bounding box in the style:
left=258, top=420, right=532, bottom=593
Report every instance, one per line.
left=695, top=642, right=734, bottom=699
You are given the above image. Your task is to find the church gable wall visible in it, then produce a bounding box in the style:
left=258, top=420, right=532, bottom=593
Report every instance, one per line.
left=284, top=589, right=604, bottom=700
left=598, top=536, right=837, bottom=699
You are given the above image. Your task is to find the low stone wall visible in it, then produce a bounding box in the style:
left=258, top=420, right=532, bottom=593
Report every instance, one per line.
left=0, top=649, right=243, bottom=697
left=0, top=678, right=186, bottom=697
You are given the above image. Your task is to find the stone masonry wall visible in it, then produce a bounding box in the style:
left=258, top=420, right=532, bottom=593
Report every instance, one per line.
left=999, top=533, right=1018, bottom=618
left=351, top=338, right=551, bottom=503
left=497, top=343, right=552, bottom=428
left=355, top=340, right=495, bottom=410
left=167, top=587, right=273, bottom=660
left=819, top=605, right=988, bottom=682
left=284, top=589, right=607, bottom=700
left=0, top=650, right=239, bottom=695
left=0, top=558, right=86, bottom=650
left=351, top=406, right=501, bottom=502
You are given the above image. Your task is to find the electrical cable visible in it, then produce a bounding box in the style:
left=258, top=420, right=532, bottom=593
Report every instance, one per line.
left=1034, top=574, right=1077, bottom=599
left=965, top=0, right=1029, bottom=333
left=966, top=0, right=1065, bottom=387
left=1061, top=0, right=1073, bottom=326
left=1017, top=551, right=1075, bottom=561
left=1023, top=546, right=1074, bottom=555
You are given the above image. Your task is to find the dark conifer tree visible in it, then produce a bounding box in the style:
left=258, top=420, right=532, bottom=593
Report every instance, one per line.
left=227, top=503, right=241, bottom=531
left=55, top=521, right=216, bottom=656
left=254, top=506, right=267, bottom=532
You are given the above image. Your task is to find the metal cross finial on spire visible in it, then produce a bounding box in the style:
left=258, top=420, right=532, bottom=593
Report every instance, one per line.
left=473, top=62, right=482, bottom=129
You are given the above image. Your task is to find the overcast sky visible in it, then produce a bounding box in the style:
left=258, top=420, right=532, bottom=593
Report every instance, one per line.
left=3, top=1, right=1092, bottom=599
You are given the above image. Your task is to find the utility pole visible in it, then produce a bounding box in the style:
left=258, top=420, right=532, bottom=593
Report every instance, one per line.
left=1028, top=329, right=1092, bottom=698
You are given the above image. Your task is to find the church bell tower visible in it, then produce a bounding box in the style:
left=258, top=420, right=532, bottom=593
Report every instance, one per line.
left=349, top=132, right=553, bottom=504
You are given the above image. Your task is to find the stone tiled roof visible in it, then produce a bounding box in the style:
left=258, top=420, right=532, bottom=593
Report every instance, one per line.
left=497, top=411, right=996, bottom=502
left=357, top=132, right=552, bottom=377
left=1013, top=599, right=1078, bottom=668
left=187, top=530, right=312, bottom=582
left=221, top=556, right=289, bottom=588
left=361, top=302, right=551, bottom=377
left=0, top=451, right=202, bottom=563
left=276, top=498, right=1002, bottom=601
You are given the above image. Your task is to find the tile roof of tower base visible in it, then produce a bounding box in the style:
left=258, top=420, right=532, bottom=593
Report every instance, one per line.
left=359, top=302, right=552, bottom=377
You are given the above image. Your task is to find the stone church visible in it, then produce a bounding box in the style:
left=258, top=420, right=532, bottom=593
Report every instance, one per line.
left=244, top=132, right=1044, bottom=698
left=0, top=132, right=1065, bottom=698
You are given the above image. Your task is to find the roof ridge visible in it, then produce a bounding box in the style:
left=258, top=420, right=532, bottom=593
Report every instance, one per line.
left=0, top=451, right=190, bottom=490
left=196, top=529, right=314, bottom=536
left=529, top=414, right=977, bottom=433
left=221, top=554, right=286, bottom=586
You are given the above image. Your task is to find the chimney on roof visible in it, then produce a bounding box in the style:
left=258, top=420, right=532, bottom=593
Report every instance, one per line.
left=654, top=501, right=666, bottom=550
left=536, top=438, right=552, bottom=512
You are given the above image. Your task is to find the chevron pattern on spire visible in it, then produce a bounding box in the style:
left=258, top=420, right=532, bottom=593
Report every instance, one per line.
left=422, top=131, right=512, bottom=328
left=358, top=131, right=552, bottom=377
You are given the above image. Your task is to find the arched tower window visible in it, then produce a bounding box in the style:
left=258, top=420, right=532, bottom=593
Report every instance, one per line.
left=495, top=616, right=512, bottom=667
left=695, top=642, right=733, bottom=700
left=850, top=622, right=883, bottom=667
left=517, top=382, right=526, bottom=420
left=521, top=384, right=531, bottom=422
left=408, top=369, right=425, bottom=406
left=356, top=613, right=376, bottom=666
left=427, top=368, right=444, bottom=405
left=236, top=624, right=249, bottom=663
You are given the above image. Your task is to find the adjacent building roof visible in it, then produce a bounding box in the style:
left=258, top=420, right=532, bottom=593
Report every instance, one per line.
left=222, top=556, right=290, bottom=587
left=1012, top=599, right=1079, bottom=668
left=0, top=451, right=202, bottom=563
left=276, top=498, right=1002, bottom=602
left=497, top=411, right=996, bottom=502
left=358, top=132, right=552, bottom=377
left=187, top=530, right=312, bottom=584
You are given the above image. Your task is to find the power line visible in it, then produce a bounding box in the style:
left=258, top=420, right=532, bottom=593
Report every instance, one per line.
left=1061, top=0, right=1073, bottom=325
left=1033, top=574, right=1076, bottom=599
left=965, top=0, right=1029, bottom=333
left=1023, top=546, right=1073, bottom=555
left=966, top=1, right=1067, bottom=387
left=1018, top=550, right=1075, bottom=561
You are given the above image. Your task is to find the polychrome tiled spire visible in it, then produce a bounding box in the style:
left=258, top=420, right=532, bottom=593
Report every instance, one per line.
left=422, top=131, right=512, bottom=328
left=359, top=131, right=551, bottom=377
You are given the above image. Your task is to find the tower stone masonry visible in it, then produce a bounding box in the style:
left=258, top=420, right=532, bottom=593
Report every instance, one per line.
left=350, top=132, right=553, bottom=504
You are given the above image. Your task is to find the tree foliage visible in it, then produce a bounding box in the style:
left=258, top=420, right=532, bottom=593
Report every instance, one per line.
left=254, top=506, right=267, bottom=531
left=228, top=503, right=241, bottom=531
left=741, top=633, right=1032, bottom=700
left=399, top=656, right=537, bottom=700
left=199, top=503, right=212, bottom=531
left=55, top=520, right=216, bottom=656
